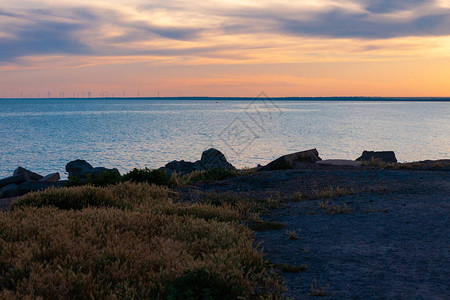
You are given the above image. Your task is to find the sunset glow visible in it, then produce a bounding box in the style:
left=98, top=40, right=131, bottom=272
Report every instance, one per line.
left=1, top=0, right=450, bottom=97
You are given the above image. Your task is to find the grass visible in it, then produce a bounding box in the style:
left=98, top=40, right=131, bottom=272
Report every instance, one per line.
left=361, top=158, right=395, bottom=169
left=169, top=168, right=256, bottom=187
left=309, top=279, right=331, bottom=297
left=311, top=186, right=355, bottom=199
left=1, top=183, right=283, bottom=299
left=248, top=222, right=287, bottom=232
left=317, top=199, right=353, bottom=215
left=286, top=230, right=299, bottom=240
left=273, top=263, right=307, bottom=273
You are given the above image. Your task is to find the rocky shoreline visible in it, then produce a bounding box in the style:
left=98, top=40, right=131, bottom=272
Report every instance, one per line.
left=1, top=148, right=449, bottom=298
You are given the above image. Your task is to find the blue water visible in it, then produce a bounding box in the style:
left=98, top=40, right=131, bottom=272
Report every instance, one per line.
left=0, top=99, right=449, bottom=178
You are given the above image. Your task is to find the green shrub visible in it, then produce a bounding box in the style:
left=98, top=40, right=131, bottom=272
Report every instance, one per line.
left=122, top=168, right=169, bottom=186
left=185, top=168, right=239, bottom=183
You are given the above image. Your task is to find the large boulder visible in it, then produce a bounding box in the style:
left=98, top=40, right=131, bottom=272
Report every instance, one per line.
left=261, top=149, right=322, bottom=171
left=163, top=160, right=200, bottom=175
left=17, top=181, right=65, bottom=195
left=161, top=148, right=235, bottom=175
left=0, top=183, right=20, bottom=199
left=66, top=160, right=120, bottom=180
left=66, top=160, right=94, bottom=178
left=199, top=148, right=236, bottom=171
left=39, top=172, right=61, bottom=182
left=356, top=151, right=397, bottom=163
left=0, top=174, right=28, bottom=189
left=13, top=167, right=43, bottom=181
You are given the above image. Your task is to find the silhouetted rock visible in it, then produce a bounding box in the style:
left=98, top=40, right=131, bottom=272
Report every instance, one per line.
left=66, top=160, right=121, bottom=181
left=261, top=149, right=322, bottom=171
left=17, top=181, right=65, bottom=195
left=0, top=174, right=28, bottom=189
left=162, top=148, right=235, bottom=175
left=39, top=172, right=60, bottom=182
left=13, top=167, right=43, bottom=181
left=0, top=183, right=20, bottom=199
left=199, top=148, right=236, bottom=171
left=356, top=151, right=397, bottom=163
left=164, top=160, right=199, bottom=175
left=66, top=160, right=94, bottom=178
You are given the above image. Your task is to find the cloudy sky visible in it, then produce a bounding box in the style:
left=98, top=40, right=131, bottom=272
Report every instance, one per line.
left=1, top=0, right=450, bottom=97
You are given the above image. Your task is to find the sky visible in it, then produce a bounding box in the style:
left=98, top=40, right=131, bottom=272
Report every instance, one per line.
left=1, top=0, right=450, bottom=98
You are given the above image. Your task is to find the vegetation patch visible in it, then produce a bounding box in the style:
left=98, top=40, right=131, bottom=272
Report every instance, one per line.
left=248, top=222, right=287, bottom=232
left=122, top=168, right=170, bottom=186
left=317, top=199, right=353, bottom=215
left=311, top=186, right=356, bottom=199
left=309, top=280, right=331, bottom=297
left=1, top=183, right=283, bottom=299
left=274, top=263, right=307, bottom=273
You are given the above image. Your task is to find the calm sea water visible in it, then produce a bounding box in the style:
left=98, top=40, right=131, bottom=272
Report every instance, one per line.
left=0, top=99, right=449, bottom=178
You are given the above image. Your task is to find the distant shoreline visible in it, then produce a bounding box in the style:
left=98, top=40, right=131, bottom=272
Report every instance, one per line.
left=1, top=96, right=450, bottom=101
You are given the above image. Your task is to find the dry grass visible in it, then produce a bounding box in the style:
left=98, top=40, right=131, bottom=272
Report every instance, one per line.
left=361, top=158, right=395, bottom=168
left=168, top=168, right=255, bottom=188
left=286, top=230, right=299, bottom=240
left=0, top=183, right=283, bottom=299
left=317, top=200, right=353, bottom=215
left=274, top=263, right=307, bottom=273
left=309, top=279, right=330, bottom=297
left=311, top=186, right=355, bottom=199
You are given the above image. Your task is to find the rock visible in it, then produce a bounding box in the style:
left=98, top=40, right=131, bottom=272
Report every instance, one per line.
left=66, top=159, right=94, bottom=178
left=162, top=149, right=235, bottom=175
left=17, top=181, right=66, bottom=196
left=163, top=160, right=200, bottom=176
left=198, top=148, right=236, bottom=171
left=39, top=172, right=60, bottom=182
left=0, top=174, right=28, bottom=189
left=260, top=149, right=322, bottom=171
left=13, top=167, right=43, bottom=181
left=0, top=183, right=20, bottom=199
left=356, top=151, right=397, bottom=163
left=316, top=160, right=362, bottom=167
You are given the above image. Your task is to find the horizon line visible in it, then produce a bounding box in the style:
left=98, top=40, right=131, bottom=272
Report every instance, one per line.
left=1, top=96, right=450, bottom=101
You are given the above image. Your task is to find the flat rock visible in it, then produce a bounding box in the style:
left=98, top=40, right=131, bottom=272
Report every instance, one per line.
left=39, top=172, right=60, bottom=182
left=356, top=151, right=397, bottom=163
left=13, top=167, right=43, bottom=181
left=261, top=149, right=322, bottom=171
left=316, top=159, right=362, bottom=167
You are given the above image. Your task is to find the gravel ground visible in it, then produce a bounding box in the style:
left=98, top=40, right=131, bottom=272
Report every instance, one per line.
left=254, top=169, right=450, bottom=299
left=188, top=165, right=449, bottom=299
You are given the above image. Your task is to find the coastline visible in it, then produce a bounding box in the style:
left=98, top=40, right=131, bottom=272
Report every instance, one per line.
left=1, top=152, right=449, bottom=298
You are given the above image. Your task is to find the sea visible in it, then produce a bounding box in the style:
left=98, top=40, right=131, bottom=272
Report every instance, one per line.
left=0, top=98, right=449, bottom=179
